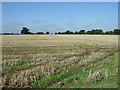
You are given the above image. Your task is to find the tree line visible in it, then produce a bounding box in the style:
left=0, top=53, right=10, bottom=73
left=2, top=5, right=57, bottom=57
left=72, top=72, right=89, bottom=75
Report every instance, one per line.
left=55, top=29, right=120, bottom=35
left=21, top=27, right=120, bottom=35
left=1, top=27, right=120, bottom=35
left=1, top=33, right=19, bottom=35
left=21, top=27, right=49, bottom=34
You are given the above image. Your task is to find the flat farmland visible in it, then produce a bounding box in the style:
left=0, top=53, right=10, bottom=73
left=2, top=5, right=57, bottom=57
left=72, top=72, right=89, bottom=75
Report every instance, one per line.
left=1, top=35, right=119, bottom=88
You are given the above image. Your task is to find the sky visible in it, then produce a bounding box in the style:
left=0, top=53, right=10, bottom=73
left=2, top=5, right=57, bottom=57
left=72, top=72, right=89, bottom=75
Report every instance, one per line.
left=2, top=0, right=120, bottom=2
left=2, top=2, right=118, bottom=34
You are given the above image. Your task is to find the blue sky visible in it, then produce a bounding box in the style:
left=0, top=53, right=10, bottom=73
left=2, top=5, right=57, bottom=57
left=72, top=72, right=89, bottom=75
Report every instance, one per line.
left=2, top=2, right=118, bottom=33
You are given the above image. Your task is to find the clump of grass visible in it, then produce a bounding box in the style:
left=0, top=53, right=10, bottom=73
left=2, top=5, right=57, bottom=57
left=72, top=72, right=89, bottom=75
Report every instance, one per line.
left=83, top=69, right=109, bottom=85
left=34, top=74, right=63, bottom=88
left=3, top=61, right=35, bottom=74
left=68, top=54, right=118, bottom=88
left=34, top=68, right=68, bottom=88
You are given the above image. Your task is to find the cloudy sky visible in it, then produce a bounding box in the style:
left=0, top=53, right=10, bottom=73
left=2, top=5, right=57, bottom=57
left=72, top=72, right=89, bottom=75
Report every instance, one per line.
left=2, top=2, right=118, bottom=33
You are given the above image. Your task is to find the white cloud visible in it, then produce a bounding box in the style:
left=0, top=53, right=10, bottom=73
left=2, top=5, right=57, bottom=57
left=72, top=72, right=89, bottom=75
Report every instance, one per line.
left=11, top=22, right=24, bottom=26
left=31, top=19, right=47, bottom=24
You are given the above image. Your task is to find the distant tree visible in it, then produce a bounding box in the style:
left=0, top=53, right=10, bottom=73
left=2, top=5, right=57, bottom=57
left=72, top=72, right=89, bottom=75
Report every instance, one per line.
left=113, top=29, right=120, bottom=35
left=109, top=31, right=114, bottom=35
left=62, top=32, right=65, bottom=34
left=3, top=33, right=14, bottom=35
left=86, top=31, right=91, bottom=34
left=79, top=30, right=85, bottom=34
left=105, top=31, right=114, bottom=35
left=28, top=32, right=35, bottom=34
left=58, top=32, right=61, bottom=34
left=74, top=31, right=79, bottom=34
left=95, top=29, right=103, bottom=34
left=21, top=27, right=30, bottom=34
left=55, top=32, right=58, bottom=34
left=46, top=32, right=49, bottom=34
left=65, top=30, right=73, bottom=34
left=105, top=31, right=109, bottom=34
left=3, top=33, right=20, bottom=35
left=89, top=29, right=102, bottom=34
left=91, top=29, right=96, bottom=34
left=36, top=32, right=44, bottom=34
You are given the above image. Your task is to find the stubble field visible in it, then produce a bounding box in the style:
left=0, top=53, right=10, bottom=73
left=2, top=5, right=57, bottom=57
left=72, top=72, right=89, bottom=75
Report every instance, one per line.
left=1, top=35, right=119, bottom=88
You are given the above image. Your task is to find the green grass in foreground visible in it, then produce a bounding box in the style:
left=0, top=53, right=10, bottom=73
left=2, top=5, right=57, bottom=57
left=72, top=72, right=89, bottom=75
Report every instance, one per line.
left=3, top=60, right=35, bottom=74
left=72, top=54, right=118, bottom=88
left=34, top=54, right=118, bottom=88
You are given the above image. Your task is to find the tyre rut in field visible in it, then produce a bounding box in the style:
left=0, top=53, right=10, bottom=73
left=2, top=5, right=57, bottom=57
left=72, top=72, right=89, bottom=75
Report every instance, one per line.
left=2, top=46, right=93, bottom=75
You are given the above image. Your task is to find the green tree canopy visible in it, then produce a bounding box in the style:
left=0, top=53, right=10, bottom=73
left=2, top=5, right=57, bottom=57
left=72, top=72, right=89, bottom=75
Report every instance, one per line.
left=46, top=32, right=49, bottom=34
left=21, top=27, right=30, bottom=34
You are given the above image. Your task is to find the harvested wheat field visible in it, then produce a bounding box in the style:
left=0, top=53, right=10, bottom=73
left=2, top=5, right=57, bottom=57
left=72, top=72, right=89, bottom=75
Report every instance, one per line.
left=1, top=35, right=119, bottom=88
